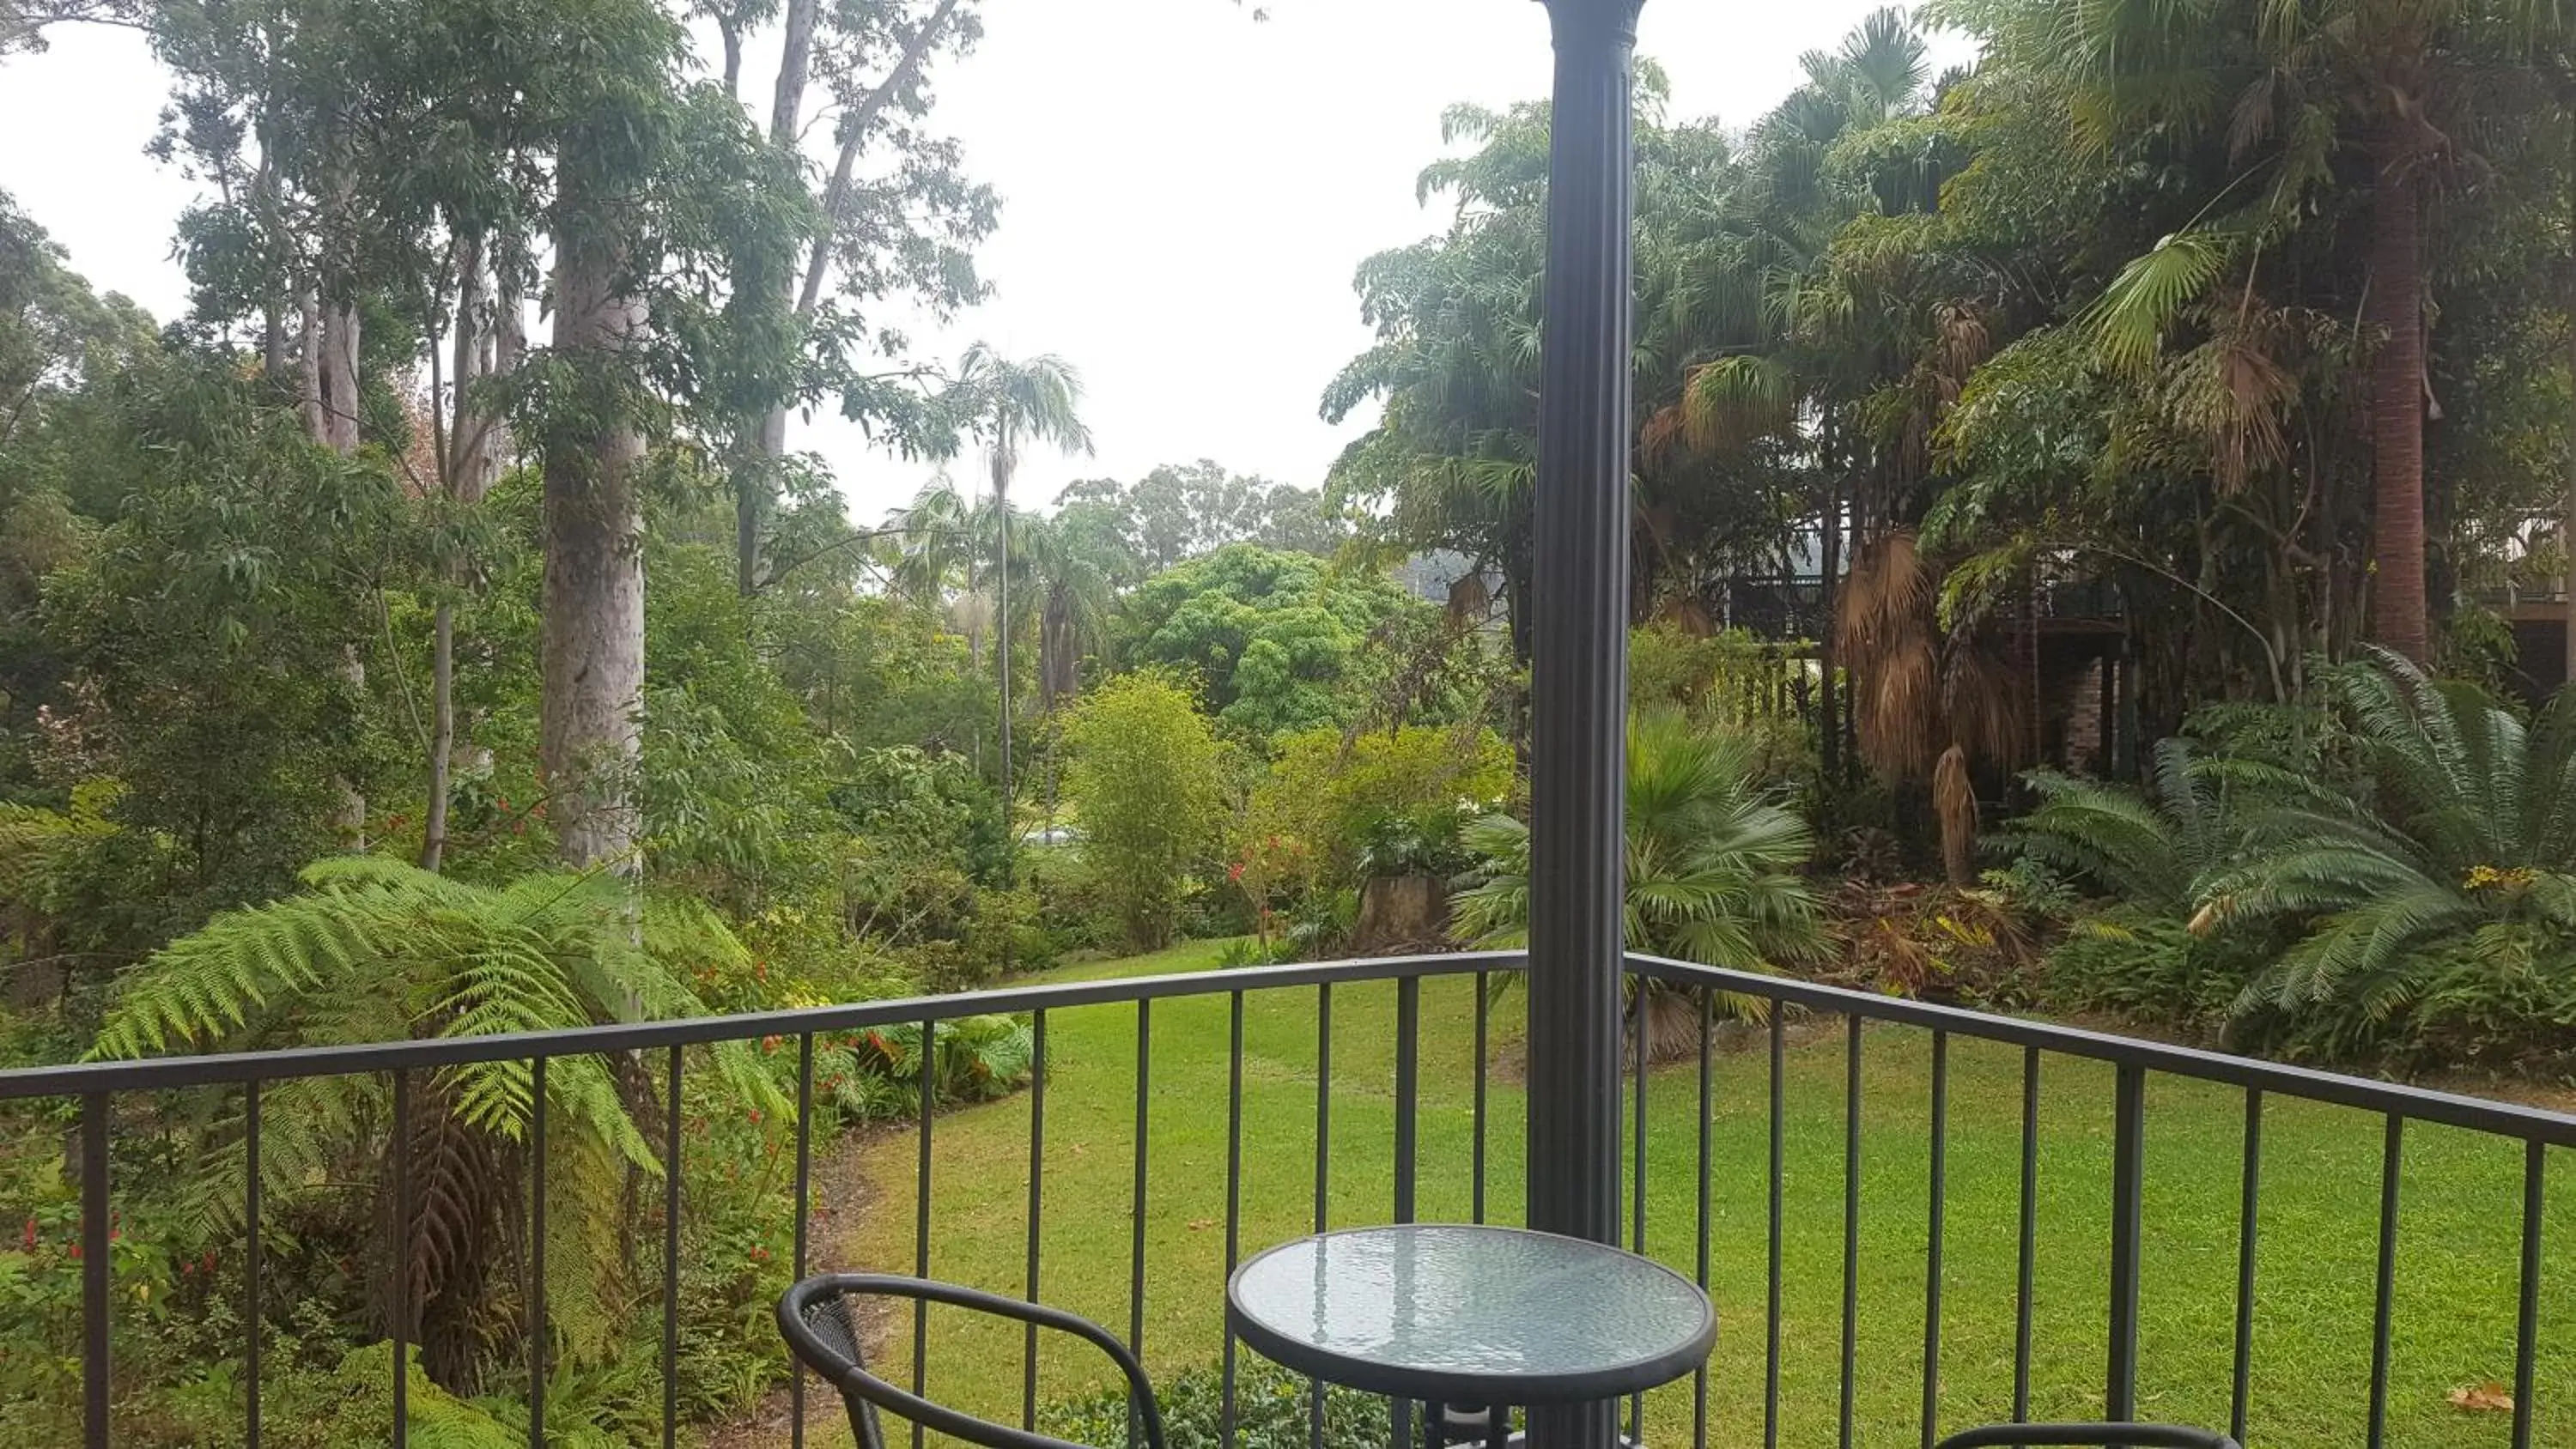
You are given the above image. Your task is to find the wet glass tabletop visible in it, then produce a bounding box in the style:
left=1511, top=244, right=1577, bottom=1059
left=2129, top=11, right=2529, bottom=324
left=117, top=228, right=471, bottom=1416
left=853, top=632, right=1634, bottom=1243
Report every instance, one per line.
left=1226, top=1224, right=1715, bottom=1403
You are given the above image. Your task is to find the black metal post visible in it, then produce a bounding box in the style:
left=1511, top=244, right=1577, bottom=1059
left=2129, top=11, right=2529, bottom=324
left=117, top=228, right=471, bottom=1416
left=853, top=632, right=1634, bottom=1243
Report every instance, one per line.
left=1527, top=4, right=1639, bottom=1446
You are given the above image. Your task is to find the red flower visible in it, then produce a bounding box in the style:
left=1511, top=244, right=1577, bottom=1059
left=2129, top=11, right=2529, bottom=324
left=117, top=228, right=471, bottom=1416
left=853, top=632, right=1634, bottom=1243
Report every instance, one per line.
left=761, top=1035, right=781, bottom=1054
left=748, top=1109, right=763, bottom=1125
left=66, top=1244, right=80, bottom=1261
left=21, top=1218, right=33, bottom=1252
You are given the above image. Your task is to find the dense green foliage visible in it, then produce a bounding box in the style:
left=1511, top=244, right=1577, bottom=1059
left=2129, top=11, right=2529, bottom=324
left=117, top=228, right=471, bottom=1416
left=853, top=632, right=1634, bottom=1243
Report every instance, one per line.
left=1120, top=545, right=1422, bottom=737
left=2008, top=655, right=2576, bottom=1064
left=1060, top=673, right=1227, bottom=950
left=11, top=0, right=2576, bottom=1440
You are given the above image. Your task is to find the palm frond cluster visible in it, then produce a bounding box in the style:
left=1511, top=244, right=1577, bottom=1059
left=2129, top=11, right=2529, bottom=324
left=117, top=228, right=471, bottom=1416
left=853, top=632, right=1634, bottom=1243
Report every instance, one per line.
left=1452, top=709, right=1826, bottom=1035
left=2005, top=651, right=2576, bottom=1064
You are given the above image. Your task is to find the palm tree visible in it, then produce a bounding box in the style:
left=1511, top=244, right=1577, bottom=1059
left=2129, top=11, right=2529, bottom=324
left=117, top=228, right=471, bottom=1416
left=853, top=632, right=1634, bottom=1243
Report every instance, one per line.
left=2039, top=0, right=2566, bottom=661
left=948, top=343, right=1092, bottom=882
left=1018, top=509, right=1130, bottom=834
left=1453, top=711, right=1825, bottom=1049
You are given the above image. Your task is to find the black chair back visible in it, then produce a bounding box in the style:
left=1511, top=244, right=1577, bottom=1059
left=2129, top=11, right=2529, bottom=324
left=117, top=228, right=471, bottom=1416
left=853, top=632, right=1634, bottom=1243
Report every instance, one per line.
left=1935, top=1426, right=2239, bottom=1449
left=777, top=1274, right=1168, bottom=1449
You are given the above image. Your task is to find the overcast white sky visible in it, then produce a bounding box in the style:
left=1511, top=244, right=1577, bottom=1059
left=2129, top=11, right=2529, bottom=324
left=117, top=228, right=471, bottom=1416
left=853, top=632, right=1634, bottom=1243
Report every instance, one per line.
left=0, top=0, right=1971, bottom=522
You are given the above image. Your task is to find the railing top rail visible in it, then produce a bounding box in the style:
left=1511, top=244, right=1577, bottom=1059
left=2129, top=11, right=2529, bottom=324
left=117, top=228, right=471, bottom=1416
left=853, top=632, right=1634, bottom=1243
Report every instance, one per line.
left=0, top=949, right=1526, bottom=1102
left=11, top=944, right=2565, bottom=1146
left=1627, top=953, right=2576, bottom=1149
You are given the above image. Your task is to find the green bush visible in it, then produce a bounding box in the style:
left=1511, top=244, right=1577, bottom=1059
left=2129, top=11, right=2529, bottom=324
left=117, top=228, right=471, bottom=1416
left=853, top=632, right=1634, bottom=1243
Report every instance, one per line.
left=1040, top=1359, right=1388, bottom=1449
left=1063, top=674, right=1227, bottom=951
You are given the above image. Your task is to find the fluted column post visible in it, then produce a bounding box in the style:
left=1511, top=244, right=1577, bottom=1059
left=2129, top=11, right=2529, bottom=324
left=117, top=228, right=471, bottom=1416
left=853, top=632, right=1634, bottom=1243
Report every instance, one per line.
left=1523, top=3, right=1641, bottom=1444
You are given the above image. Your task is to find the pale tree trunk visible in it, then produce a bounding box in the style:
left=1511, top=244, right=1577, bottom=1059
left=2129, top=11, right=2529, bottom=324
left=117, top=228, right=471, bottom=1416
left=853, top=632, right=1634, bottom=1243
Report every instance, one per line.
left=736, top=0, right=963, bottom=592
left=732, top=0, right=820, bottom=595
left=793, top=0, right=965, bottom=317
left=424, top=239, right=506, bottom=874
left=319, top=301, right=362, bottom=453
left=297, top=292, right=326, bottom=441
left=424, top=604, right=457, bottom=871
left=304, top=268, right=369, bottom=848
left=541, top=236, right=648, bottom=872
left=2366, top=126, right=2429, bottom=663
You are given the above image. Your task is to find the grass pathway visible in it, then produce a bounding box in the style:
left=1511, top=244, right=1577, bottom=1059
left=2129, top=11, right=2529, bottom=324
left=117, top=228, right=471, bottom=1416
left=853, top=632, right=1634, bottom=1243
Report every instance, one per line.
left=766, top=943, right=2576, bottom=1449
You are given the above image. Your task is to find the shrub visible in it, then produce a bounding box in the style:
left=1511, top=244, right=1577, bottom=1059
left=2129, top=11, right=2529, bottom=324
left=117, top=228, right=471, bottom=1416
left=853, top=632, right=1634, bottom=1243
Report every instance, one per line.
left=1063, top=674, right=1226, bottom=950
left=2198, top=652, right=2576, bottom=1061
left=1041, top=1359, right=1388, bottom=1449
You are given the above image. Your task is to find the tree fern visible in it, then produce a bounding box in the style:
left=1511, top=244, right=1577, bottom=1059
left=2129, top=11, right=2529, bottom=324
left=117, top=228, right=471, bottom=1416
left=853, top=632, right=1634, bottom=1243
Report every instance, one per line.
left=89, top=854, right=787, bottom=1382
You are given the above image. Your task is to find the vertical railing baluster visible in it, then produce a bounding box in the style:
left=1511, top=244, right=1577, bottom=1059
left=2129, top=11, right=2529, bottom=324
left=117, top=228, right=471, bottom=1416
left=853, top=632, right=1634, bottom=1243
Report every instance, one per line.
left=1312, top=983, right=1333, bottom=1449
left=1472, top=973, right=1490, bottom=1225
left=1024, top=1009, right=1048, bottom=1434
left=913, top=1017, right=936, bottom=1449
left=82, top=1090, right=109, bottom=1449
left=246, top=1079, right=263, bottom=1449
left=663, top=1045, right=683, bottom=1449
left=2105, top=1065, right=2145, bottom=1425
left=2230, top=1090, right=2263, bottom=1446
left=793, top=1034, right=815, bottom=1449
left=1631, top=990, right=1649, bottom=1442
left=1838, top=1019, right=1862, bottom=1449
left=1922, top=1033, right=1948, bottom=1449
left=1765, top=1009, right=1783, bottom=1449
left=1692, top=988, right=1713, bottom=1449
left=2365, top=1114, right=2403, bottom=1449
left=1395, top=979, right=1423, bottom=1449
left=1223, top=993, right=1246, bottom=1449
left=530, top=1057, right=547, bottom=1448
left=1397, top=978, right=1421, bottom=1223
left=2013, top=1048, right=2037, bottom=1424
left=392, top=1070, right=410, bottom=1449
left=2513, top=1140, right=2544, bottom=1449
left=1128, top=1003, right=1151, bottom=1449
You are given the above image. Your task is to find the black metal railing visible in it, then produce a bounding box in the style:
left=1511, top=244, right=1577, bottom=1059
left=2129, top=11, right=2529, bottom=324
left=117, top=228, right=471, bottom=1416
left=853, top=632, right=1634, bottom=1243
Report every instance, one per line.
left=1, top=948, right=2567, bottom=1449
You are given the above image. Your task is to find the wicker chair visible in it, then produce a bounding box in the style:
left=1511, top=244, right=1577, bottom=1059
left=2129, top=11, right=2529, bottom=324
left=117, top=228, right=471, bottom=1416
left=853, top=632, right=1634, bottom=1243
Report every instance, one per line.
left=777, top=1274, right=1167, bottom=1449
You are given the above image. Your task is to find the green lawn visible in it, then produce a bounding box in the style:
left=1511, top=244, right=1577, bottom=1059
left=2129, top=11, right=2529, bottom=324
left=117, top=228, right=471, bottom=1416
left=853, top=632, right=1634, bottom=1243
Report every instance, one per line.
left=817, top=944, right=2575, bottom=1449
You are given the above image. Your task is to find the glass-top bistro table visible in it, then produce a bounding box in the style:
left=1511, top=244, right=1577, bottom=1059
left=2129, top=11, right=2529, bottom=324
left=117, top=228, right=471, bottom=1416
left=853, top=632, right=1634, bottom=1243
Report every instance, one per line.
left=1226, top=1223, right=1716, bottom=1449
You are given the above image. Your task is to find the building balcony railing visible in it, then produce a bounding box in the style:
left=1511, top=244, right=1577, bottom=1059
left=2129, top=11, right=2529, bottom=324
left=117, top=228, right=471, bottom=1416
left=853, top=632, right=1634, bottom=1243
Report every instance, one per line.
left=1, top=950, right=2567, bottom=1449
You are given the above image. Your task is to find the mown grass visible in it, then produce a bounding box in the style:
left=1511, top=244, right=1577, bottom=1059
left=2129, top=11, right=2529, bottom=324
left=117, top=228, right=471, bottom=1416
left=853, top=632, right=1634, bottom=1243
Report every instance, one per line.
left=807, top=943, right=2575, bottom=1449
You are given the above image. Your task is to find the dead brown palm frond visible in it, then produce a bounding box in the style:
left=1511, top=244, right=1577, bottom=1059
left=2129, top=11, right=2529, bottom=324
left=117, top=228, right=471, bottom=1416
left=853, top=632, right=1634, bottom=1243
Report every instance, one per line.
left=1838, top=531, right=1943, bottom=781
left=2169, top=312, right=2298, bottom=492
left=1942, top=636, right=2034, bottom=771
left=1856, top=639, right=1941, bottom=781
left=1639, top=403, right=1692, bottom=466
left=1835, top=530, right=1931, bottom=661
left=1934, top=743, right=1978, bottom=888
left=1680, top=354, right=1797, bottom=452
left=1445, top=571, right=1492, bottom=628
left=1656, top=596, right=1716, bottom=638
left=1931, top=301, right=1990, bottom=391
